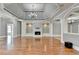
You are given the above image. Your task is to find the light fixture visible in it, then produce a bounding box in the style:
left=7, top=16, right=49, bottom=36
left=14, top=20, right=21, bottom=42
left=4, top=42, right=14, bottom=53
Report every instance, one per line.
left=28, top=4, right=37, bottom=19
left=23, top=4, right=44, bottom=20
left=27, top=23, right=32, bottom=27
left=28, top=24, right=32, bottom=27
left=43, top=23, right=48, bottom=27
left=28, top=12, right=37, bottom=19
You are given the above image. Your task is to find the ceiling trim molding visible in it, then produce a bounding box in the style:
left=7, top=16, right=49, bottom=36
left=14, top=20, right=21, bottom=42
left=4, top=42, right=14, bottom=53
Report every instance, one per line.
left=4, top=8, right=46, bottom=20
left=63, top=4, right=79, bottom=19
left=54, top=4, right=77, bottom=19
left=24, top=11, right=44, bottom=12
left=3, top=8, right=21, bottom=19
left=23, top=18, right=47, bottom=20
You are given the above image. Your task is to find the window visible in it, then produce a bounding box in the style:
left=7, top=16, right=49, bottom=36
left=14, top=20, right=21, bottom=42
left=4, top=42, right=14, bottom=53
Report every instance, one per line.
left=68, top=22, right=79, bottom=33
left=26, top=23, right=32, bottom=33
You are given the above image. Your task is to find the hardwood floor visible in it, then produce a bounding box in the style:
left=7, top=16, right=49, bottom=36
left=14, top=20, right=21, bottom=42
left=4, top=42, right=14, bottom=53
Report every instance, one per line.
left=0, top=37, right=79, bottom=55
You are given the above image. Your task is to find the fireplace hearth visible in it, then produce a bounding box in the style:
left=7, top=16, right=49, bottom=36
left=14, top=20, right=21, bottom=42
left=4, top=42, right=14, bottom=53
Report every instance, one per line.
left=35, top=31, right=41, bottom=35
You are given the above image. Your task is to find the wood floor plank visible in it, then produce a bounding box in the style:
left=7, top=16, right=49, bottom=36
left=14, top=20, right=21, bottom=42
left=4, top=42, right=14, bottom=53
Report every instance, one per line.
left=0, top=37, right=79, bottom=55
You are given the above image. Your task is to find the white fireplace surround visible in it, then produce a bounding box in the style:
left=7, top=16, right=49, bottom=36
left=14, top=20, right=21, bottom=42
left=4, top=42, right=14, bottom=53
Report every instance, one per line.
left=33, top=21, right=42, bottom=37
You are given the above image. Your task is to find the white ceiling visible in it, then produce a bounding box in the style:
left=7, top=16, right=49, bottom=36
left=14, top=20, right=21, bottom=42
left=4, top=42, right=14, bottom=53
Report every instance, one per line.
left=67, top=6, right=79, bottom=21
left=21, top=3, right=45, bottom=11
left=69, top=8, right=79, bottom=17
left=3, top=3, right=74, bottom=20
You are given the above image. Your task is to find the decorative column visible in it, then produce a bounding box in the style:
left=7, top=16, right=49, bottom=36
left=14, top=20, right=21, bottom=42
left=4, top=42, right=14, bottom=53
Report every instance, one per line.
left=61, top=18, right=64, bottom=43
left=61, top=18, right=68, bottom=43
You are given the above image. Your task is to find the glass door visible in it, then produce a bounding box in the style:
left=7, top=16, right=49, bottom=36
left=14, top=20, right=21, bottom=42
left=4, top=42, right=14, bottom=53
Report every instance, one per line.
left=7, top=24, right=13, bottom=49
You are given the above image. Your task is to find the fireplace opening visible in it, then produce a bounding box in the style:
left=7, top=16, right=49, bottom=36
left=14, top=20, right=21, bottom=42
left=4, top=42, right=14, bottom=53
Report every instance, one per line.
left=35, top=31, right=41, bottom=35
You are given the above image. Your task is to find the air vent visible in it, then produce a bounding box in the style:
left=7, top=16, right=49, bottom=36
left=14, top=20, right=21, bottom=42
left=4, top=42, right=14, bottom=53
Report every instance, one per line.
left=69, top=14, right=74, bottom=17
left=55, top=19, right=60, bottom=21
left=74, top=20, right=78, bottom=21
left=74, top=10, right=79, bottom=13
left=74, top=19, right=79, bottom=22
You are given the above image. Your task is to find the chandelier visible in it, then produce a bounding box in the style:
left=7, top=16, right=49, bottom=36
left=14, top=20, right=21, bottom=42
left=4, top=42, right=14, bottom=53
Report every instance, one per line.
left=28, top=4, right=37, bottom=19
left=28, top=12, right=37, bottom=19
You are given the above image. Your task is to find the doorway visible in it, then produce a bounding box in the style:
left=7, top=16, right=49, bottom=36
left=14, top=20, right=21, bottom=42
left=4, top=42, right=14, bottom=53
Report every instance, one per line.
left=17, top=21, right=22, bottom=37
left=7, top=24, right=13, bottom=48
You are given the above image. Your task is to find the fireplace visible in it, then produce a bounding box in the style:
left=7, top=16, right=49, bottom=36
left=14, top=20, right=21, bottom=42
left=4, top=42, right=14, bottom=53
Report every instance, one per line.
left=35, top=31, right=41, bottom=35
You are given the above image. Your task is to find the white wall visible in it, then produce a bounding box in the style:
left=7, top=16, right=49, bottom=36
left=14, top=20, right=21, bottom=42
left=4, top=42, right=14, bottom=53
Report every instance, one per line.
left=21, top=20, right=53, bottom=37
left=52, top=19, right=61, bottom=38
left=17, top=21, right=21, bottom=36
left=0, top=17, right=1, bottom=37
left=53, top=22, right=61, bottom=36
left=0, top=4, right=18, bottom=39
left=0, top=16, right=18, bottom=38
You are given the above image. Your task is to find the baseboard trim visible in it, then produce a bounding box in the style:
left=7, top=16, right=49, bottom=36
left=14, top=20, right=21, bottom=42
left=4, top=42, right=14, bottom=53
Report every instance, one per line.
left=73, top=45, right=79, bottom=51
left=0, top=36, right=6, bottom=38
left=0, top=36, right=7, bottom=40
left=53, top=35, right=61, bottom=37
left=60, top=40, right=64, bottom=45
left=0, top=35, right=18, bottom=40
left=53, top=35, right=61, bottom=40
